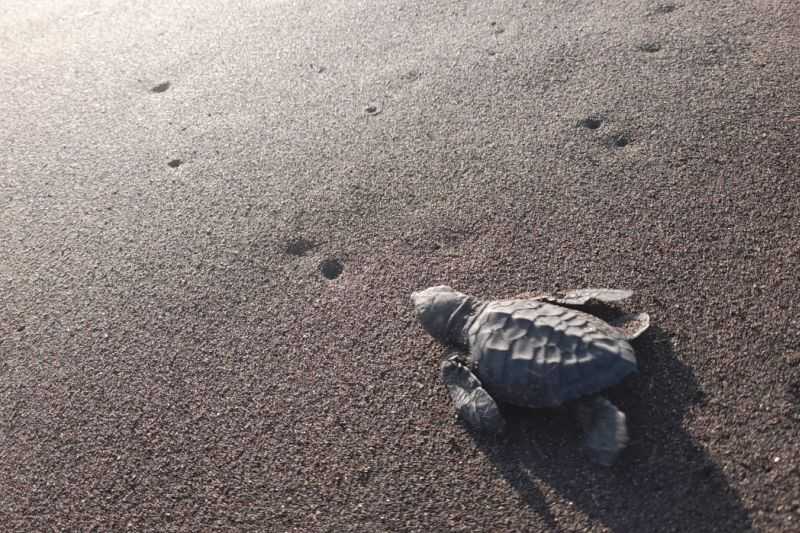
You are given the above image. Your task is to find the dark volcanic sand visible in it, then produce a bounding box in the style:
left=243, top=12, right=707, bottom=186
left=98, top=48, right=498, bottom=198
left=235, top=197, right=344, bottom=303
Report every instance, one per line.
left=1, top=1, right=799, bottom=531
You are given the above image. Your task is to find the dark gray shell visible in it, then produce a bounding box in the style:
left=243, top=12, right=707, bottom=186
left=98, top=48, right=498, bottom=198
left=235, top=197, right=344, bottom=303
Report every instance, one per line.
left=466, top=299, right=637, bottom=407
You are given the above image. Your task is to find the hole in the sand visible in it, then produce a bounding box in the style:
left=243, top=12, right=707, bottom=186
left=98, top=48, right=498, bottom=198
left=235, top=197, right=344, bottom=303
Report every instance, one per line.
left=609, top=134, right=630, bottom=148
left=654, top=4, right=677, bottom=15
left=579, top=117, right=603, bottom=130
left=640, top=43, right=662, bottom=53
left=365, top=105, right=381, bottom=116
left=167, top=159, right=183, bottom=168
left=151, top=81, right=170, bottom=93
left=490, top=21, right=505, bottom=34
left=787, top=376, right=800, bottom=405
left=401, top=69, right=421, bottom=82
left=285, top=237, right=315, bottom=257
left=320, top=258, right=343, bottom=279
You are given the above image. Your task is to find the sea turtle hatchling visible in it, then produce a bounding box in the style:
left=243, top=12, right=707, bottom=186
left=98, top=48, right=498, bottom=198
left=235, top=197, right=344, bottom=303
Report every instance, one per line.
left=410, top=286, right=651, bottom=465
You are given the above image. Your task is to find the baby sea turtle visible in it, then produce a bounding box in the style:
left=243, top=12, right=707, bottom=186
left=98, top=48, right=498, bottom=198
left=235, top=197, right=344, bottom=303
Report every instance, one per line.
left=411, top=286, right=650, bottom=465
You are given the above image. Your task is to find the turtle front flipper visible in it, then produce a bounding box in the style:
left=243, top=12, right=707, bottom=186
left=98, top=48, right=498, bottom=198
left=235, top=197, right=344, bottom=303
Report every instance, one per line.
left=522, top=289, right=649, bottom=340
left=532, top=288, right=633, bottom=307
left=574, top=396, right=629, bottom=466
left=607, top=312, right=651, bottom=340
left=441, top=355, right=505, bottom=433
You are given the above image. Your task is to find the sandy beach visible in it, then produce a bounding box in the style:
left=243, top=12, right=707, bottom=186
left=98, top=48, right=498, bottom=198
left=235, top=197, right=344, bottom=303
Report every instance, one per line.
left=1, top=1, right=798, bottom=531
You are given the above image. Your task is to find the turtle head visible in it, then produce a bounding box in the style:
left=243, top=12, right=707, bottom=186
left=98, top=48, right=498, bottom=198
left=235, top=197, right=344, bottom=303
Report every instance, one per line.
left=411, top=285, right=472, bottom=344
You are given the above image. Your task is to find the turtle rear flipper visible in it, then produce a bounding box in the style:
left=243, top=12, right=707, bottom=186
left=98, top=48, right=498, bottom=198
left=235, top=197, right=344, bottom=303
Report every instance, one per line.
left=441, top=356, right=505, bottom=433
left=607, top=312, right=650, bottom=340
left=574, top=396, right=629, bottom=466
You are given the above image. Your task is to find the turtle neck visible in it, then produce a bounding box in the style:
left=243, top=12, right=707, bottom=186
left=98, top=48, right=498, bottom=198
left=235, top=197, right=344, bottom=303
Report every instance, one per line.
left=445, top=297, right=485, bottom=348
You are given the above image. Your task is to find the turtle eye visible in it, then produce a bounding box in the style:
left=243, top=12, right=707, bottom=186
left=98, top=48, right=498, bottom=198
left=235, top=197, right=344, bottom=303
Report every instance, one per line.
left=418, top=305, right=436, bottom=322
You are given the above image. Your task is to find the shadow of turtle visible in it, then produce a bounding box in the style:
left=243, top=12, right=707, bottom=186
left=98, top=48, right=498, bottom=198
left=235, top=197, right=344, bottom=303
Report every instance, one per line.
left=468, top=326, right=752, bottom=532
